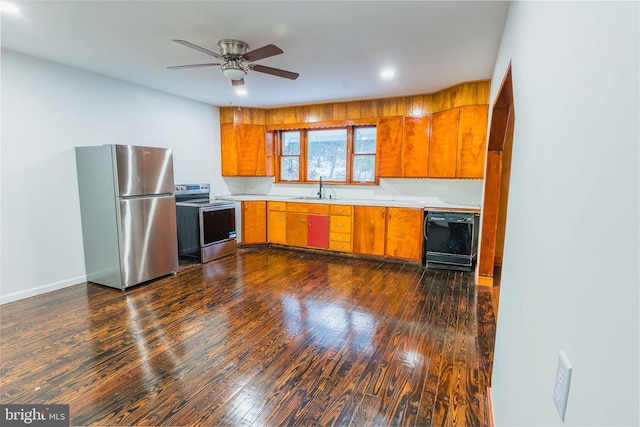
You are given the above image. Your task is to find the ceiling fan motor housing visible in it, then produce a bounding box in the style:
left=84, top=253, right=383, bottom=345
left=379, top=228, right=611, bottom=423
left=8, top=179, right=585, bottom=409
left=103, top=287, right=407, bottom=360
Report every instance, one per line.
left=218, top=39, right=248, bottom=57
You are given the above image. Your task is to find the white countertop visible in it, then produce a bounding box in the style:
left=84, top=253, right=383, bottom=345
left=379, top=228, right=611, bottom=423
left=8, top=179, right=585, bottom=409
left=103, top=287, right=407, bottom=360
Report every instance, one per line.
left=216, top=194, right=480, bottom=212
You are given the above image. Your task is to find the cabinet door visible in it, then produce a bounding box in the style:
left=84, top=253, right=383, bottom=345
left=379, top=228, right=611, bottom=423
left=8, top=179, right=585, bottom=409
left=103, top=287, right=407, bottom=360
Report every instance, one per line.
left=377, top=116, right=403, bottom=177
left=353, top=206, right=386, bottom=256
left=402, top=115, right=430, bottom=177
left=286, top=212, right=308, bottom=247
left=268, top=210, right=287, bottom=244
left=236, top=124, right=267, bottom=176
left=386, top=207, right=423, bottom=261
left=220, top=123, right=238, bottom=176
left=242, top=201, right=267, bottom=244
left=308, top=215, right=329, bottom=249
left=221, top=124, right=269, bottom=177
left=429, top=108, right=459, bottom=178
left=457, top=105, right=488, bottom=178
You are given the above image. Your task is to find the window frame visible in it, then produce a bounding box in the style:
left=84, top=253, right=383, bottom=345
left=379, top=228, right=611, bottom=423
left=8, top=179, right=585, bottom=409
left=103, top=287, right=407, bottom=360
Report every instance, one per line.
left=274, top=125, right=378, bottom=185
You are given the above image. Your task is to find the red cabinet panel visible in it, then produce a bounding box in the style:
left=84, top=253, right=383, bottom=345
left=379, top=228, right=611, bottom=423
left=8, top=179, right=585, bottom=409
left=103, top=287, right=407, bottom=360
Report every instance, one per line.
left=307, top=215, right=329, bottom=249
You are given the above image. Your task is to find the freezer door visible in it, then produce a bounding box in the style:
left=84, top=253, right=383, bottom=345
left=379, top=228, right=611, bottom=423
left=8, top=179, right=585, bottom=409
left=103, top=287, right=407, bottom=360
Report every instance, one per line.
left=114, top=145, right=175, bottom=196
left=118, top=195, right=179, bottom=287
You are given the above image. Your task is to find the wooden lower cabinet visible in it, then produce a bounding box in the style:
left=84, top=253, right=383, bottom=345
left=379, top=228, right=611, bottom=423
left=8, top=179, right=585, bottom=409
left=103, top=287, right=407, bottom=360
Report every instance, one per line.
left=353, top=206, right=387, bottom=257
left=385, top=207, right=423, bottom=261
left=248, top=201, right=422, bottom=263
left=354, top=205, right=423, bottom=261
left=286, top=212, right=308, bottom=247
left=329, top=204, right=353, bottom=252
left=242, top=201, right=267, bottom=244
left=267, top=201, right=287, bottom=244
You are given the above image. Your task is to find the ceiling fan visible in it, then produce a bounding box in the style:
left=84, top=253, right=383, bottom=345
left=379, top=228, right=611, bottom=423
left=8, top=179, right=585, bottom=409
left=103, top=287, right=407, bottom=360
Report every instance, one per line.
left=167, top=39, right=299, bottom=86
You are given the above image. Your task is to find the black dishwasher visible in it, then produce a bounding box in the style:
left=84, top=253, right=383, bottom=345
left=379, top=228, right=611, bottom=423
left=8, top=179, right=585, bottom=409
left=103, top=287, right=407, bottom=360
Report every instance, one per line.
left=423, top=211, right=479, bottom=271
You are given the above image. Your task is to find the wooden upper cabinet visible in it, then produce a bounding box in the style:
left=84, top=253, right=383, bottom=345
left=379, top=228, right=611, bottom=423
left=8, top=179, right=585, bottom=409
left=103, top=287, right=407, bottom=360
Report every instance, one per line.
left=402, top=116, right=430, bottom=178
left=457, top=105, right=488, bottom=178
left=377, top=115, right=430, bottom=178
left=224, top=124, right=270, bottom=176
left=220, top=106, right=273, bottom=177
left=220, top=124, right=238, bottom=176
left=377, top=117, right=403, bottom=177
left=429, top=108, right=460, bottom=178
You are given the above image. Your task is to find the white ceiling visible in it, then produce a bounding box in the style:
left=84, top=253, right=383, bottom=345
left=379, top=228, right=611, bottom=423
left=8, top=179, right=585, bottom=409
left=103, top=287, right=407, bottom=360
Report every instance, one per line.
left=1, top=1, right=510, bottom=108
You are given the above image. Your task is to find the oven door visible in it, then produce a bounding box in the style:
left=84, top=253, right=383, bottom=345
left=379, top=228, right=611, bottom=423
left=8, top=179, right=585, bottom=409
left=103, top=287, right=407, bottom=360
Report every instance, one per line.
left=200, top=205, right=237, bottom=247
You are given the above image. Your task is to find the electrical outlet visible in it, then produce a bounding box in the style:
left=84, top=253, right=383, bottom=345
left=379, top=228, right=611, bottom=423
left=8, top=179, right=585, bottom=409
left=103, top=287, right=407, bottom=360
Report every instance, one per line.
left=553, top=351, right=572, bottom=421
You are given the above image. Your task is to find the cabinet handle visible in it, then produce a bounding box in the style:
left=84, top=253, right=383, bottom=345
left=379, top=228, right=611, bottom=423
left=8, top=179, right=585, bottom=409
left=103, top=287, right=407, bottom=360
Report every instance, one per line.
left=389, top=209, right=392, bottom=218
left=338, top=224, right=344, bottom=227
left=381, top=209, right=385, bottom=218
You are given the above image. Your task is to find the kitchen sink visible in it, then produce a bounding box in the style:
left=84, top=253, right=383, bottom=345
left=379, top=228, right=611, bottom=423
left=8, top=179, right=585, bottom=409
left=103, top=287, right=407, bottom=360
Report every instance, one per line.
left=292, top=196, right=325, bottom=200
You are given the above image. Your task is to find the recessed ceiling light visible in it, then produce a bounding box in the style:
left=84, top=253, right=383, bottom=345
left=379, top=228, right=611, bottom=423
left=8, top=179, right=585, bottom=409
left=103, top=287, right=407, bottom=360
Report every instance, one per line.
left=0, top=2, right=20, bottom=14
left=380, top=68, right=395, bottom=79
left=235, top=88, right=247, bottom=96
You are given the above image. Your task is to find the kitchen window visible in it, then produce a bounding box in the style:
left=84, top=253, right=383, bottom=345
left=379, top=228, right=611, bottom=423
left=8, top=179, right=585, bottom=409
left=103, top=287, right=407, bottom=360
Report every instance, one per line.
left=275, top=125, right=377, bottom=184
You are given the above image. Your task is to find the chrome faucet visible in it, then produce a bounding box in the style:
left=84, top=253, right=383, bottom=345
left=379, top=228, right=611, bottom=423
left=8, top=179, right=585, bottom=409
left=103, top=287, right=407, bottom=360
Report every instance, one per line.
left=317, top=176, right=323, bottom=199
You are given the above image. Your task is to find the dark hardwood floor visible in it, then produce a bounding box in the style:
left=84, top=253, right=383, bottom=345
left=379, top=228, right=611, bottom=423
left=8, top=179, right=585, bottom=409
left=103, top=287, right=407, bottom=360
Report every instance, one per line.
left=0, top=248, right=498, bottom=426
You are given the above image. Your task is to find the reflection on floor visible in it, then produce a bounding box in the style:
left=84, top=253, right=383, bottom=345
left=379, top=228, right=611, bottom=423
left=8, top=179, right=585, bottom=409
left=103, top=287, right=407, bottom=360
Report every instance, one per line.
left=0, top=247, right=498, bottom=426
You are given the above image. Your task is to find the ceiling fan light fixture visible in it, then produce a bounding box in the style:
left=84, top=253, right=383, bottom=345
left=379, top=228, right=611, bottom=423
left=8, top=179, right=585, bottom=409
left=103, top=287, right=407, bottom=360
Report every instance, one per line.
left=221, top=61, right=247, bottom=81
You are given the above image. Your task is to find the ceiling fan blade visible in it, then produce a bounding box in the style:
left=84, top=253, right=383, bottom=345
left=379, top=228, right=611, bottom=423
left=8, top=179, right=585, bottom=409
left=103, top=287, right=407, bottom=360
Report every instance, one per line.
left=167, top=63, right=221, bottom=69
left=231, top=78, right=245, bottom=87
left=251, top=64, right=299, bottom=80
left=242, top=44, right=283, bottom=62
left=172, top=39, right=222, bottom=59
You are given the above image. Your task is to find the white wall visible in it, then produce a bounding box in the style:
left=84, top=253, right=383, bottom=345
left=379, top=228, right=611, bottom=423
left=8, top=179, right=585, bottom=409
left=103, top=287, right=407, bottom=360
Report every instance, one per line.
left=489, top=2, right=639, bottom=426
left=0, top=49, right=225, bottom=303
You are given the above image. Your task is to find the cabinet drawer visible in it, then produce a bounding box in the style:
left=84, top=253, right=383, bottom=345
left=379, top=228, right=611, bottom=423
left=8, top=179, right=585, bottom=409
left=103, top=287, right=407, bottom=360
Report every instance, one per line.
left=268, top=201, right=287, bottom=211
left=330, top=216, right=352, bottom=233
left=330, top=204, right=353, bottom=216
left=287, top=202, right=329, bottom=215
left=330, top=232, right=351, bottom=243
left=307, top=204, right=329, bottom=215
left=286, top=202, right=309, bottom=213
left=329, top=240, right=352, bottom=252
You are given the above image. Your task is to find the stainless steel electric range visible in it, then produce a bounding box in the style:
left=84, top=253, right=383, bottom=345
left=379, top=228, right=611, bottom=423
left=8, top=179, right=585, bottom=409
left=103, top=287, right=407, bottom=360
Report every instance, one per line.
left=175, top=184, right=237, bottom=263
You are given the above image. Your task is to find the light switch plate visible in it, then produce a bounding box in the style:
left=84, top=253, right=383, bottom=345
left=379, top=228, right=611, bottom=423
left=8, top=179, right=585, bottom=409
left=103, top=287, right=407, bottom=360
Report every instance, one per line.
left=553, top=351, right=572, bottom=421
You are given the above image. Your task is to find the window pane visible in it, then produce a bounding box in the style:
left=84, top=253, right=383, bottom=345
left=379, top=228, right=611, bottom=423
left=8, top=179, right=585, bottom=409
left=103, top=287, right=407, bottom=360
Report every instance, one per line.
left=307, top=129, right=347, bottom=181
left=281, top=157, right=299, bottom=181
left=282, top=131, right=300, bottom=155
left=353, top=155, right=376, bottom=182
left=354, top=127, right=377, bottom=154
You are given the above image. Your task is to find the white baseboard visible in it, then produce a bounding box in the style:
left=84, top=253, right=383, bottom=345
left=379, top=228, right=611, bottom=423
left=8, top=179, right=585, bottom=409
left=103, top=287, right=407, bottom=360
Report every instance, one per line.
left=0, top=275, right=87, bottom=305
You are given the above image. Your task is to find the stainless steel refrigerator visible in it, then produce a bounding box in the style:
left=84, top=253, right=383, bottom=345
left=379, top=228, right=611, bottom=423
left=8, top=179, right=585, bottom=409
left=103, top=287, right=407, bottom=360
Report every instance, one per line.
left=75, top=144, right=179, bottom=290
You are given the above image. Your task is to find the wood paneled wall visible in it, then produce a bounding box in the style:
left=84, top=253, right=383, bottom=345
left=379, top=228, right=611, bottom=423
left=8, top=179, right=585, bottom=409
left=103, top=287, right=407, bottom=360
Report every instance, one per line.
left=220, top=80, right=490, bottom=127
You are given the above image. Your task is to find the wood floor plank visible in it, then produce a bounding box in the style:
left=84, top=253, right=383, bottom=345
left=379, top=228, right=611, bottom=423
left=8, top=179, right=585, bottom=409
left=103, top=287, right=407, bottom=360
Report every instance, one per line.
left=0, top=248, right=497, bottom=427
